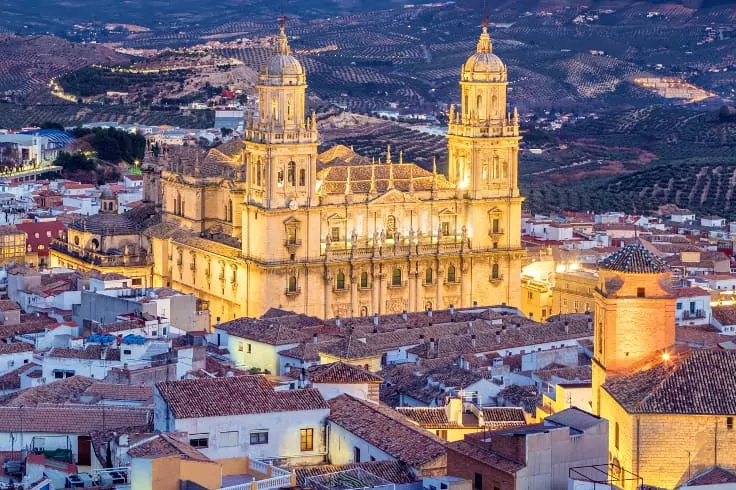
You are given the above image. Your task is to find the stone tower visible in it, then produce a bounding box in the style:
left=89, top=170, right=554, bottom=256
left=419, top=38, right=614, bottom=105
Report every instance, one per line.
left=446, top=18, right=520, bottom=200
left=244, top=17, right=319, bottom=210
left=591, top=242, right=676, bottom=415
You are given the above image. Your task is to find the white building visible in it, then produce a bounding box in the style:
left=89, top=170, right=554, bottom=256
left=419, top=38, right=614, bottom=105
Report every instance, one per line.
left=0, top=342, right=33, bottom=374
left=288, top=361, right=383, bottom=402
left=154, top=375, right=330, bottom=464
left=673, top=287, right=712, bottom=326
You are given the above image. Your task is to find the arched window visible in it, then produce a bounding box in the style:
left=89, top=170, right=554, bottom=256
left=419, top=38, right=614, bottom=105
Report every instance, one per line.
left=386, top=215, right=397, bottom=238
left=336, top=271, right=346, bottom=290
left=425, top=301, right=433, bottom=311
left=271, top=99, right=278, bottom=120
left=392, top=268, right=402, bottom=287
left=287, top=98, right=293, bottom=120
left=360, top=271, right=368, bottom=289
left=447, top=264, right=456, bottom=283
left=288, top=276, right=297, bottom=293
left=287, top=161, right=296, bottom=186
left=425, top=267, right=433, bottom=285
left=360, top=306, right=369, bottom=317
left=91, top=238, right=100, bottom=250
left=491, top=95, right=498, bottom=114
left=492, top=155, right=500, bottom=179
left=256, top=158, right=262, bottom=186
left=492, top=263, right=500, bottom=279
left=74, top=236, right=80, bottom=246
left=476, top=94, right=482, bottom=115
left=299, top=168, right=306, bottom=186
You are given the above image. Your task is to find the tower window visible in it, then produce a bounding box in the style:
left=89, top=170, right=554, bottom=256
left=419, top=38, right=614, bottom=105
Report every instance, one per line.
left=441, top=221, right=450, bottom=237
left=288, top=161, right=296, bottom=186
left=386, top=215, right=397, bottom=238
left=336, top=271, right=346, bottom=290
left=299, top=168, right=306, bottom=186
left=392, top=268, right=402, bottom=287
left=491, top=263, right=500, bottom=280
left=425, top=268, right=433, bottom=285
left=277, top=169, right=284, bottom=186
left=331, top=227, right=340, bottom=242
left=637, top=288, right=646, bottom=298
left=288, top=276, right=297, bottom=293
left=447, top=264, right=456, bottom=283
left=614, top=422, right=619, bottom=449
left=360, top=272, right=369, bottom=289
left=727, top=417, right=734, bottom=430
left=492, top=218, right=500, bottom=234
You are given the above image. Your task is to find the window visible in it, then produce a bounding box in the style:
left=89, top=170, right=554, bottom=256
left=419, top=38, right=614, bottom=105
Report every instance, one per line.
left=728, top=417, right=734, bottom=430
left=288, top=161, right=296, bottom=186
left=220, top=431, right=239, bottom=447
left=637, top=287, right=646, bottom=298
left=299, top=168, right=306, bottom=186
left=425, top=268, right=433, bottom=285
left=190, top=434, right=209, bottom=449
left=392, top=268, right=402, bottom=287
left=238, top=342, right=244, bottom=352
left=474, top=473, right=482, bottom=490
left=277, top=169, right=284, bottom=186
left=435, top=429, right=447, bottom=440
left=131, top=278, right=142, bottom=286
left=614, top=422, right=619, bottom=449
left=447, top=264, right=456, bottom=283
left=288, top=276, right=297, bottom=293
left=492, top=218, right=500, bottom=233
left=300, top=428, right=314, bottom=451
left=247, top=343, right=252, bottom=354
left=353, top=447, right=361, bottom=463
left=331, top=227, right=340, bottom=242
left=336, top=271, right=346, bottom=290
left=287, top=228, right=297, bottom=245
left=250, top=431, right=268, bottom=445
left=123, top=349, right=131, bottom=355
left=491, top=263, right=500, bottom=280
left=440, top=221, right=450, bottom=237
left=360, top=271, right=369, bottom=289
left=528, top=291, right=533, bottom=300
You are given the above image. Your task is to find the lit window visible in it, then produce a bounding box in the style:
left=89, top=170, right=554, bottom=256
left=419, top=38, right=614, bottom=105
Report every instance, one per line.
left=300, top=428, right=314, bottom=451
left=331, top=227, right=340, bottom=242
left=441, top=221, right=450, bottom=236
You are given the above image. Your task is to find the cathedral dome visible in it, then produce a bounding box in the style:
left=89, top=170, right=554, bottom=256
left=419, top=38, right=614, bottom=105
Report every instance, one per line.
left=461, top=24, right=507, bottom=82
left=259, top=19, right=306, bottom=85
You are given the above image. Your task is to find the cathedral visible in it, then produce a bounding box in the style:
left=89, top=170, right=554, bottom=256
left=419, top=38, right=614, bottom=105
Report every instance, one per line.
left=51, top=19, right=525, bottom=321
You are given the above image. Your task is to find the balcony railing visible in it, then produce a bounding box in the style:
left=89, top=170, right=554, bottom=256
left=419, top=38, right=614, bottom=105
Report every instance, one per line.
left=50, top=239, right=151, bottom=267
left=683, top=310, right=706, bottom=320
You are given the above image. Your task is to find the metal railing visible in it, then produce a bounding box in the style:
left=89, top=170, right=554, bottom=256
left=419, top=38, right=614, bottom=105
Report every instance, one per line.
left=50, top=239, right=151, bottom=267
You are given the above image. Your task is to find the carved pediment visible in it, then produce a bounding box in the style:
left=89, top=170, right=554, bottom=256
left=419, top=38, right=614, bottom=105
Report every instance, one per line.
left=369, top=188, right=420, bottom=205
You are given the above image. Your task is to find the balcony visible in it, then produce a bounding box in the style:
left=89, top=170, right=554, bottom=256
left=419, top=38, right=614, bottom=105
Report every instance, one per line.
left=682, top=309, right=706, bottom=320
left=283, top=238, right=302, bottom=249
left=489, top=274, right=505, bottom=285
left=285, top=287, right=302, bottom=296
left=50, top=239, right=151, bottom=268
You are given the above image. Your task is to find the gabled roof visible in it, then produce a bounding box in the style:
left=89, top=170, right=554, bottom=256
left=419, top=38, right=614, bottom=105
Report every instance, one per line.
left=599, top=242, right=670, bottom=274
left=306, top=362, right=383, bottom=384
left=327, top=394, right=446, bottom=466
left=603, top=349, right=736, bottom=414
left=128, top=433, right=211, bottom=461
left=396, top=406, right=457, bottom=428
left=156, top=375, right=329, bottom=419
left=293, top=461, right=416, bottom=486
left=481, top=407, right=527, bottom=428
left=682, top=466, right=736, bottom=486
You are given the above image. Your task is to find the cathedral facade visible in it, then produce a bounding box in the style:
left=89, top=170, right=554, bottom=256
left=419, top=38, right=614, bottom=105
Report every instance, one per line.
left=54, top=20, right=525, bottom=322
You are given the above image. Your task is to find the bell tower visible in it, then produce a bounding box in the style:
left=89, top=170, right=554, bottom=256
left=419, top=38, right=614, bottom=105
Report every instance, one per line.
left=591, top=243, right=676, bottom=415
left=244, top=17, right=319, bottom=210
left=446, top=18, right=520, bottom=200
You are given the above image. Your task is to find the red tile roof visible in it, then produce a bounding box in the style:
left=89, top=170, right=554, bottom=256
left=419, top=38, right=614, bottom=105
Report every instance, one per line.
left=293, top=461, right=417, bottom=486
left=446, top=440, right=524, bottom=474
left=306, top=362, right=383, bottom=384
left=684, top=466, right=736, bottom=486
left=481, top=407, right=527, bottom=428
left=0, top=342, right=33, bottom=355
left=604, top=349, right=736, bottom=414
left=327, top=394, right=446, bottom=466
left=0, top=406, right=151, bottom=433
left=128, top=433, right=210, bottom=461
left=395, top=407, right=458, bottom=428
left=156, top=375, right=329, bottom=419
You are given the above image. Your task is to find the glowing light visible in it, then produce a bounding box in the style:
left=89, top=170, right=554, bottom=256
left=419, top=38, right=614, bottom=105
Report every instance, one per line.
left=458, top=179, right=469, bottom=190
left=662, top=352, right=670, bottom=361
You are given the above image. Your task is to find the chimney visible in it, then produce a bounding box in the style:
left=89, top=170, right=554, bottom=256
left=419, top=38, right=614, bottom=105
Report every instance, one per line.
left=402, top=310, right=408, bottom=321
left=427, top=308, right=433, bottom=318
left=313, top=333, right=318, bottom=343
left=471, top=334, right=476, bottom=348
left=373, top=313, right=379, bottom=327
left=429, top=337, right=435, bottom=352
left=496, top=331, right=501, bottom=344
left=564, top=321, right=569, bottom=334
left=419, top=334, right=425, bottom=343
left=335, top=315, right=341, bottom=328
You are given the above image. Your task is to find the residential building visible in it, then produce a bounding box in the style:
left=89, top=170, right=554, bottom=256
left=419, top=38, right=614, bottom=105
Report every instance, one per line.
left=288, top=361, right=383, bottom=402
left=673, top=287, right=712, bottom=326
left=154, top=375, right=330, bottom=464
left=15, top=219, right=65, bottom=267
left=0, top=225, right=26, bottom=265
left=445, top=407, right=608, bottom=490
left=327, top=394, right=447, bottom=476
left=520, top=275, right=551, bottom=321
left=551, top=269, right=597, bottom=316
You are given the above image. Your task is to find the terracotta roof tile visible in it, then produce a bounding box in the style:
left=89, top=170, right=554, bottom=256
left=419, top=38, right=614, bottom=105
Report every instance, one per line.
left=603, top=349, right=736, bottom=414
left=446, top=440, right=524, bottom=474
left=293, top=461, right=416, bottom=486
left=395, top=407, right=457, bottom=428
left=0, top=405, right=151, bottom=433
left=305, top=362, right=383, bottom=384
left=0, top=342, right=34, bottom=355
left=327, top=394, right=446, bottom=466
left=481, top=407, right=527, bottom=428
left=128, top=433, right=211, bottom=461
left=684, top=466, right=736, bottom=486
left=156, top=375, right=328, bottom=419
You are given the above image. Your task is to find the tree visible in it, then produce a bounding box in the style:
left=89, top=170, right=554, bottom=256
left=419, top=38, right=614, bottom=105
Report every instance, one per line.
left=39, top=121, right=65, bottom=130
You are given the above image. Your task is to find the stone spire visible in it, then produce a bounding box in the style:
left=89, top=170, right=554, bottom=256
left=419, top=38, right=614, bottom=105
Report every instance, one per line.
left=386, top=144, right=392, bottom=164
left=477, top=16, right=492, bottom=54
left=399, top=150, right=403, bottom=164
left=387, top=155, right=394, bottom=190
left=369, top=162, right=377, bottom=194
left=408, top=163, right=414, bottom=194
left=432, top=156, right=439, bottom=192
left=276, top=16, right=291, bottom=55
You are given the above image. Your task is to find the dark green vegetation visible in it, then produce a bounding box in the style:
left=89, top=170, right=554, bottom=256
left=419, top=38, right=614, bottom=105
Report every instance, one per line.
left=520, top=106, right=736, bottom=218
left=71, top=127, right=146, bottom=163
left=58, top=66, right=192, bottom=98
